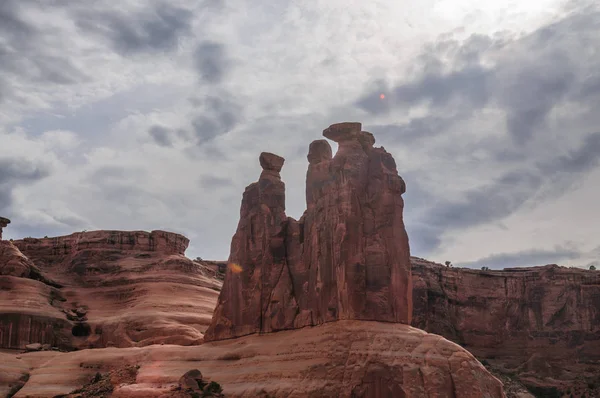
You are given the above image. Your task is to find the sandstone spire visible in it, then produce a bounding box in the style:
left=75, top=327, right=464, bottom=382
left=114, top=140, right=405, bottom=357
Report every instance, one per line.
left=205, top=123, right=412, bottom=342
left=0, top=217, right=10, bottom=240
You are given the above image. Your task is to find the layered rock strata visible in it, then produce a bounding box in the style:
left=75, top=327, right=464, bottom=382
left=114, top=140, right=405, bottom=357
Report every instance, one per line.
left=205, top=122, right=412, bottom=341
left=1, top=229, right=221, bottom=350
left=411, top=258, right=600, bottom=396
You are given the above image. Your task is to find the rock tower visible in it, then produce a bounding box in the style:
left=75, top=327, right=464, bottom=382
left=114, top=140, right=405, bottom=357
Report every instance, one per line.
left=205, top=122, right=412, bottom=341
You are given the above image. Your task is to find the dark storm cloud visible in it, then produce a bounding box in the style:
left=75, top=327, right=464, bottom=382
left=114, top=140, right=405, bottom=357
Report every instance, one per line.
left=403, top=128, right=600, bottom=255
left=496, top=51, right=576, bottom=144
left=355, top=7, right=599, bottom=145
left=353, top=5, right=600, bottom=257
left=394, top=66, right=490, bottom=108
left=540, top=132, right=600, bottom=174
left=367, top=112, right=469, bottom=144
left=75, top=3, right=193, bottom=54
left=424, top=171, right=541, bottom=230
left=457, top=246, right=582, bottom=269
left=355, top=34, right=495, bottom=117
left=0, top=158, right=50, bottom=185
left=148, top=125, right=173, bottom=147
left=0, top=0, right=86, bottom=103
left=0, top=157, right=52, bottom=211
left=191, top=96, right=241, bottom=144
left=194, top=41, right=229, bottom=84
left=0, top=1, right=33, bottom=39
left=0, top=191, right=12, bottom=213
left=406, top=223, right=443, bottom=256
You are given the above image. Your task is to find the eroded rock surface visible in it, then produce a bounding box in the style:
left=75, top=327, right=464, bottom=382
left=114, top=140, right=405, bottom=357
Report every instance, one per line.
left=0, top=216, right=9, bottom=240
left=411, top=258, right=600, bottom=396
left=1, top=321, right=504, bottom=398
left=1, top=230, right=222, bottom=350
left=205, top=122, right=412, bottom=341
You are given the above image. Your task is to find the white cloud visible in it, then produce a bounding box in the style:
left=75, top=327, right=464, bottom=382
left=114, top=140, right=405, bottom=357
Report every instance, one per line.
left=1, top=0, right=599, bottom=269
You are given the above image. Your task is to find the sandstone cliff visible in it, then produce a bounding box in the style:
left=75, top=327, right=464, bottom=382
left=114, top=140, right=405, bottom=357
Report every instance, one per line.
left=1, top=229, right=221, bottom=350
left=205, top=122, right=412, bottom=342
left=412, top=257, right=600, bottom=396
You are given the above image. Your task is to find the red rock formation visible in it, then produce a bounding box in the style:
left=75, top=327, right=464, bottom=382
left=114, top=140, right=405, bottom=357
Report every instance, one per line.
left=0, top=220, right=71, bottom=351
left=205, top=122, right=412, bottom=341
left=1, top=230, right=221, bottom=350
left=1, top=321, right=505, bottom=398
left=411, top=258, right=600, bottom=396
left=1, top=240, right=40, bottom=279
left=0, top=216, right=9, bottom=240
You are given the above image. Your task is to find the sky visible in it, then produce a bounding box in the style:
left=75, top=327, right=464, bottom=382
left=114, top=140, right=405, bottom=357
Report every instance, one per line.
left=1, top=0, right=599, bottom=270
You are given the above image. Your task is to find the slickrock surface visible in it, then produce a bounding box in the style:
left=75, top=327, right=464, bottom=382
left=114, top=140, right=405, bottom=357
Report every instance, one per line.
left=0, top=320, right=504, bottom=398
left=206, top=122, right=412, bottom=342
left=411, top=258, right=600, bottom=397
left=1, top=230, right=221, bottom=350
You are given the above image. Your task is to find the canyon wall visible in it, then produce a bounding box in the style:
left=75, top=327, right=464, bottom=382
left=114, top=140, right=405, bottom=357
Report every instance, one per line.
left=411, top=257, right=600, bottom=395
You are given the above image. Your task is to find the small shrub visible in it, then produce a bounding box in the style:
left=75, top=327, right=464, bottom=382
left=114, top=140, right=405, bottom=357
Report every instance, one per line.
left=204, top=381, right=223, bottom=395
left=590, top=265, right=596, bottom=271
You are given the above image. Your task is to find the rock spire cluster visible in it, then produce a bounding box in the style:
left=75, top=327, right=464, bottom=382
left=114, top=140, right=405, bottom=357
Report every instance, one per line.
left=205, top=122, right=412, bottom=341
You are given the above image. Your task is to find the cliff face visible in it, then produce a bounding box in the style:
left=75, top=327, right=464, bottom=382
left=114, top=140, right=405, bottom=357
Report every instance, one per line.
left=0, top=240, right=71, bottom=350
left=14, top=230, right=190, bottom=265
left=205, top=122, right=413, bottom=342
left=411, top=257, right=600, bottom=395
left=1, top=230, right=221, bottom=350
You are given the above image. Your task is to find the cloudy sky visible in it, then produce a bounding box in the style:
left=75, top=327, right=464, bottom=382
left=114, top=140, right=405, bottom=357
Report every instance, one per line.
left=1, top=0, right=599, bottom=269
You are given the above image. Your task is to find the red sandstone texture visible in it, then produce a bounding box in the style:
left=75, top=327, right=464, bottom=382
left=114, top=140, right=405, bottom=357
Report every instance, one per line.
left=0, top=229, right=221, bottom=351
left=0, top=217, right=9, bottom=240
left=205, top=122, right=412, bottom=342
left=1, top=321, right=504, bottom=398
left=411, top=258, right=600, bottom=397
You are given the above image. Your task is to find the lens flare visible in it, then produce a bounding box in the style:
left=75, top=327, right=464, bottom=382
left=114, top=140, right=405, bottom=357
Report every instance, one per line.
left=379, top=93, right=385, bottom=99
left=228, top=262, right=243, bottom=274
